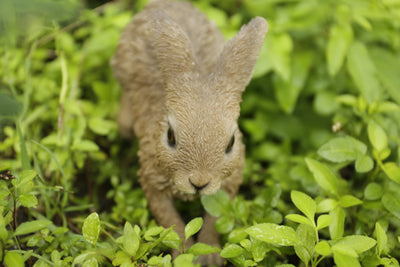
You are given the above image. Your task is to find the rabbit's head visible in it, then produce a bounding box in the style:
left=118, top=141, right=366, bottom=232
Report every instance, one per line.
left=151, top=12, right=268, bottom=195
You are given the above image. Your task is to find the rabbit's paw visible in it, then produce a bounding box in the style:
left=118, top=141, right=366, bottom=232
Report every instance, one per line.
left=196, top=252, right=225, bottom=266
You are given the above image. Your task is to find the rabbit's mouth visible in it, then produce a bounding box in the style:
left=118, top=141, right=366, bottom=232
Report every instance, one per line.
left=173, top=174, right=221, bottom=196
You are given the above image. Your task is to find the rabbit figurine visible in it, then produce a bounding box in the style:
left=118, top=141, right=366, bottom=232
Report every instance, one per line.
left=111, top=0, right=268, bottom=265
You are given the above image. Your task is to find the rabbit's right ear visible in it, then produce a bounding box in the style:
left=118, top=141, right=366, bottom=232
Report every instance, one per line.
left=150, top=11, right=197, bottom=92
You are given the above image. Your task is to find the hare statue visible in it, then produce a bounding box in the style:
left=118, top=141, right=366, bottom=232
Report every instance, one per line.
left=111, top=0, right=268, bottom=265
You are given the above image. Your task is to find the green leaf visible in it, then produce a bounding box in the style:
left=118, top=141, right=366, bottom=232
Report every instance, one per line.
left=317, top=198, right=338, bottom=213
left=4, top=251, right=24, bottom=267
left=305, top=158, right=338, bottom=196
left=220, top=244, right=243, bottom=258
left=286, top=214, right=313, bottom=226
left=294, top=224, right=315, bottom=265
left=326, top=23, right=353, bottom=76
left=290, top=190, right=316, bottom=223
left=364, top=183, right=383, bottom=201
left=201, top=190, right=230, bottom=217
left=370, top=48, right=400, bottom=105
left=14, top=219, right=52, bottom=236
left=246, top=223, right=299, bottom=246
left=215, top=216, right=234, bottom=234
left=228, top=228, right=248, bottom=243
left=329, top=207, right=345, bottom=240
left=18, top=194, right=38, bottom=208
left=173, top=254, right=195, bottom=266
left=382, top=162, right=400, bottom=183
left=333, top=247, right=361, bottom=267
left=355, top=155, right=374, bottom=173
left=269, top=32, right=293, bottom=81
left=122, top=222, right=140, bottom=257
left=162, top=230, right=181, bottom=250
left=339, top=195, right=362, bottom=208
left=382, top=192, right=400, bottom=220
left=317, top=136, right=366, bottom=163
left=82, top=213, right=100, bottom=246
left=71, top=140, right=99, bottom=152
left=368, top=121, right=388, bottom=153
left=186, top=243, right=220, bottom=255
left=88, top=117, right=115, bottom=136
left=317, top=214, right=333, bottom=230
left=185, top=217, right=203, bottom=240
left=375, top=222, right=387, bottom=256
left=333, top=235, right=376, bottom=254
left=315, top=241, right=331, bottom=256
left=347, top=42, right=380, bottom=104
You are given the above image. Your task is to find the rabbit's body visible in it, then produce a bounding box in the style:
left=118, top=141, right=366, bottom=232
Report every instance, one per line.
left=112, top=0, right=267, bottom=265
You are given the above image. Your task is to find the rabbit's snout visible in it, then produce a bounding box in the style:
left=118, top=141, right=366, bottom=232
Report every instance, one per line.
left=189, top=178, right=210, bottom=192
left=175, top=171, right=220, bottom=195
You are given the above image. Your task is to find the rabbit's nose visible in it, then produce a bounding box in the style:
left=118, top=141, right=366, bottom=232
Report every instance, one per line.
left=189, top=179, right=209, bottom=192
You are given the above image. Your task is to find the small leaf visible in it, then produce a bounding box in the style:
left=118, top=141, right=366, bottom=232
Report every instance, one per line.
left=295, top=224, right=315, bottom=265
left=186, top=243, right=220, bottom=255
left=375, top=222, right=387, bottom=256
left=368, top=121, right=388, bottom=153
left=162, top=230, right=181, bottom=250
left=82, top=213, right=100, bottom=246
left=215, top=216, right=234, bottom=234
left=317, top=198, right=338, bottom=213
left=201, top=190, right=230, bottom=217
left=333, top=250, right=361, bottom=267
left=173, top=254, right=195, bottom=265
left=339, top=195, right=362, bottom=208
left=4, top=251, right=25, bottom=267
left=317, top=215, right=333, bottom=230
left=246, top=223, right=299, bottom=246
left=382, top=192, right=400, bottom=220
left=333, top=235, right=376, bottom=254
left=14, top=219, right=52, bottom=236
left=355, top=155, right=374, bottom=173
left=315, top=241, right=331, bottom=256
left=18, top=194, right=38, bottom=208
left=220, top=244, right=243, bottom=258
left=326, top=23, right=353, bottom=76
left=71, top=140, right=99, bottom=152
left=318, top=137, right=366, bottom=163
left=185, top=217, right=203, bottom=240
left=286, top=214, right=313, bottom=226
left=228, top=228, right=248, bottom=243
left=364, top=183, right=383, bottom=201
left=382, top=162, right=400, bottom=184
left=305, top=158, right=338, bottom=196
left=290, top=191, right=316, bottom=223
left=329, top=207, right=345, bottom=240
left=122, top=222, right=140, bottom=257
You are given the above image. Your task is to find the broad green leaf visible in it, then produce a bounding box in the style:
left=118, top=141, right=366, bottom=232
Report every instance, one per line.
left=375, top=222, right=387, bottom=256
left=317, top=136, right=366, bottom=163
left=332, top=243, right=358, bottom=258
left=71, top=140, right=99, bottom=152
left=228, top=228, right=248, bottom=243
left=4, top=251, right=24, bottom=267
left=122, top=222, right=140, bottom=257
left=315, top=241, right=331, bottom=256
left=305, top=158, right=338, bottom=196
left=220, top=244, right=243, bottom=258
left=269, top=33, right=293, bottom=81
left=88, top=117, right=115, bottom=136
left=162, top=230, right=181, bottom=250
left=317, top=214, right=333, bottom=230
left=355, top=155, right=374, bottom=173
left=201, top=190, right=230, bottom=217
left=329, top=207, right=345, bottom=240
left=82, top=258, right=98, bottom=267
left=347, top=42, right=380, bottom=104
left=215, top=216, right=234, bottom=234
left=290, top=190, right=316, bottom=223
left=333, top=235, right=376, bottom=254
left=186, top=243, right=220, bottom=255
left=339, top=195, right=362, bottom=208
left=185, top=217, right=203, bottom=240
left=173, top=254, right=195, bottom=265
left=295, top=224, right=315, bottom=265
left=382, top=162, right=400, bottom=184
left=144, top=226, right=164, bottom=241
left=364, top=183, right=383, bottom=200
left=286, top=214, right=313, bottom=226
left=370, top=48, right=400, bottom=105
left=251, top=238, right=269, bottom=262
left=14, top=219, right=52, bottom=236
left=82, top=213, right=100, bottom=246
left=317, top=198, right=338, bottom=213
left=16, top=170, right=36, bottom=187
left=333, top=250, right=360, bottom=267
left=382, top=192, right=400, bottom=220
left=326, top=23, right=353, bottom=76
left=368, top=121, right=388, bottom=153
left=246, top=223, right=299, bottom=246
left=18, top=194, right=38, bottom=208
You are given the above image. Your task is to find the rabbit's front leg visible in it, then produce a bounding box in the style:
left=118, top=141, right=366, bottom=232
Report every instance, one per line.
left=197, top=212, right=224, bottom=266
left=143, top=187, right=194, bottom=253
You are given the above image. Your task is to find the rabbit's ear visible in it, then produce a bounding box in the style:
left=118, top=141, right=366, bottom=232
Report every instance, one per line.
left=212, top=17, right=268, bottom=100
left=150, top=11, right=197, bottom=89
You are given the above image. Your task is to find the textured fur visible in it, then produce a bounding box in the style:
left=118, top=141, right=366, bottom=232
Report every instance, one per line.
left=111, top=0, right=268, bottom=265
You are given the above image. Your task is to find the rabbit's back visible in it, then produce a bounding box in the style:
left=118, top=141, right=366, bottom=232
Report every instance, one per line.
left=111, top=0, right=225, bottom=138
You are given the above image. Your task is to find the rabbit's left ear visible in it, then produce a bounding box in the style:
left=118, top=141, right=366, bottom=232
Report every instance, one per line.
left=150, top=11, right=197, bottom=90
left=212, top=17, right=268, bottom=101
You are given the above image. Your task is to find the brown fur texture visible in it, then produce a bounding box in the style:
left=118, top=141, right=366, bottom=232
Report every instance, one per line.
left=111, top=0, right=268, bottom=265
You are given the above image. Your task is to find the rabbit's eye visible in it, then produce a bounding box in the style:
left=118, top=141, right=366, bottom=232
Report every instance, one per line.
left=225, top=135, right=235, bottom=154
left=167, top=126, right=176, bottom=148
